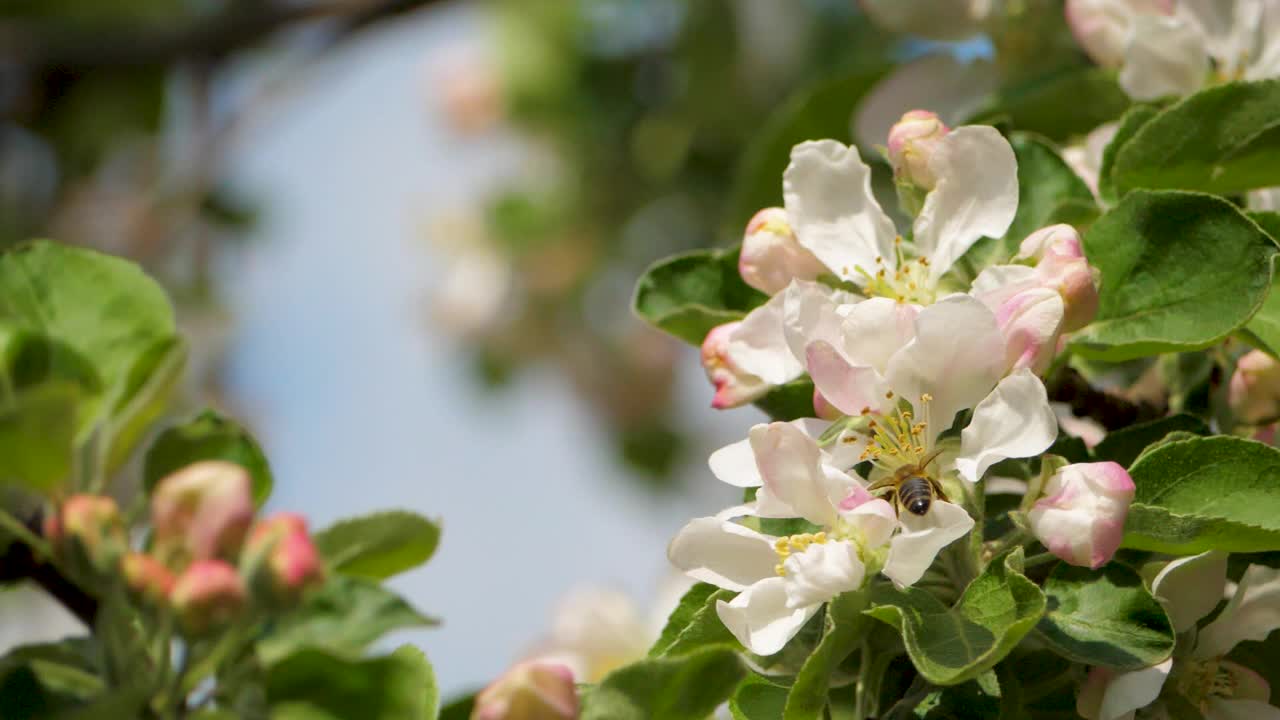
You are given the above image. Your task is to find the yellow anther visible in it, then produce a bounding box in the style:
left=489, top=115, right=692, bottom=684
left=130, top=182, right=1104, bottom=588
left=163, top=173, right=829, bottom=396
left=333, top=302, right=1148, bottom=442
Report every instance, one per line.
left=775, top=538, right=791, bottom=554
left=921, top=393, right=933, bottom=402
left=813, top=532, right=827, bottom=544
left=775, top=563, right=786, bottom=576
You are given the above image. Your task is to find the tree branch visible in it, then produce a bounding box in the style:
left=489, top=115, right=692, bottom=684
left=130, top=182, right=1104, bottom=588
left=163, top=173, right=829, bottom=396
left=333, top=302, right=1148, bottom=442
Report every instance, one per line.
left=1047, top=366, right=1166, bottom=431
left=0, top=511, right=97, bottom=628
left=0, top=0, right=454, bottom=69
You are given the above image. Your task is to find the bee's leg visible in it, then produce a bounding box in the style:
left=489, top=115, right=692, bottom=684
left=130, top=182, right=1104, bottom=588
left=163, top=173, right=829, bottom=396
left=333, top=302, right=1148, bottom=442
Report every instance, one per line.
left=929, top=476, right=948, bottom=503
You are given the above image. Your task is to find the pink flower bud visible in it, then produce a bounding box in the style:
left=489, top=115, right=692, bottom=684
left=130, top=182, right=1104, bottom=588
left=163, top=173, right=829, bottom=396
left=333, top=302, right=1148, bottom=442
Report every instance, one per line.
left=701, top=322, right=769, bottom=409
left=1028, top=461, right=1134, bottom=569
left=996, top=287, right=1065, bottom=375
left=51, top=495, right=127, bottom=573
left=1229, top=350, right=1280, bottom=425
left=170, top=560, right=246, bottom=635
left=887, top=110, right=949, bottom=191
left=242, top=513, right=325, bottom=608
left=1065, top=0, right=1172, bottom=68
left=152, top=461, right=254, bottom=569
left=472, top=661, right=579, bottom=720
left=1019, top=225, right=1100, bottom=333
left=738, top=208, right=826, bottom=295
left=122, top=552, right=175, bottom=606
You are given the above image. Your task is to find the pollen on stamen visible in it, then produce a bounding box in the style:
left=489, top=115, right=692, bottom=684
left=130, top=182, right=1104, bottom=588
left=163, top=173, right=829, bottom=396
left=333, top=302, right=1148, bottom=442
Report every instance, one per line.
left=775, top=563, right=786, bottom=576
left=921, top=393, right=933, bottom=402
left=885, top=390, right=894, bottom=399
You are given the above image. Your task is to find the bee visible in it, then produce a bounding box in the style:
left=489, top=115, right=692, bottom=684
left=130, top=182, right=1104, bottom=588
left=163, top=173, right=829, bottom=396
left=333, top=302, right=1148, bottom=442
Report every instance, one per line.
left=866, top=449, right=946, bottom=517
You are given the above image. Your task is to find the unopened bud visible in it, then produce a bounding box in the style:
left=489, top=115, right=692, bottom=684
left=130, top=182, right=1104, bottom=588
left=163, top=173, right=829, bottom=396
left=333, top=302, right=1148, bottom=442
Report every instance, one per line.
left=170, top=560, right=246, bottom=635
left=739, top=208, right=826, bottom=295
left=1028, top=461, right=1134, bottom=569
left=242, top=513, right=325, bottom=608
left=996, top=287, right=1065, bottom=375
left=701, top=323, right=769, bottom=409
left=1230, top=350, right=1280, bottom=425
left=1018, top=225, right=1100, bottom=333
left=887, top=110, right=949, bottom=192
left=472, top=661, right=579, bottom=720
left=152, top=461, right=254, bottom=569
left=122, top=552, right=175, bottom=606
left=50, top=495, right=127, bottom=574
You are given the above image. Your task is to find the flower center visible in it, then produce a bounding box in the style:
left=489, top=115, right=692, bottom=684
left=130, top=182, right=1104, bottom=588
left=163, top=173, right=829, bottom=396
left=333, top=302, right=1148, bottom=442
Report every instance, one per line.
left=854, top=238, right=936, bottom=305
left=1177, top=658, right=1238, bottom=711
left=773, top=532, right=827, bottom=576
left=857, top=393, right=935, bottom=475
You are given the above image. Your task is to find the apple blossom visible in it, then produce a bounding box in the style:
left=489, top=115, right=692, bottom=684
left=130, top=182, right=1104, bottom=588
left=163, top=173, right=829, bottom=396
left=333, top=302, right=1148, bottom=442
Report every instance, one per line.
left=46, top=494, right=127, bottom=574
left=241, top=513, right=325, bottom=608
left=170, top=560, right=247, bottom=635
left=472, top=660, right=579, bottom=720
left=121, top=552, right=175, bottom=607
left=1229, top=349, right=1280, bottom=425
left=1027, top=461, right=1134, bottom=569
left=701, top=321, right=770, bottom=409
left=151, top=460, right=255, bottom=569
left=738, top=207, right=827, bottom=295
left=1081, top=554, right=1280, bottom=719
left=528, top=587, right=653, bottom=683
left=667, top=420, right=900, bottom=654
left=1066, top=0, right=1280, bottom=101
left=886, top=110, right=950, bottom=192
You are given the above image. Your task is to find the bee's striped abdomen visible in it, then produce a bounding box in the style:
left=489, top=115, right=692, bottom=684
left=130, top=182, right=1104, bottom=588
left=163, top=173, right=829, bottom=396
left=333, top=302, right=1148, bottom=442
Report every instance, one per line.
left=898, top=476, right=933, bottom=516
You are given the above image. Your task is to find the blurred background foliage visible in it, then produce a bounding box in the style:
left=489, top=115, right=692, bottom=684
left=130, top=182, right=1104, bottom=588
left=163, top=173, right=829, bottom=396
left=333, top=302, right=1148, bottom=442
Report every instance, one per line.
left=0, top=0, right=1124, bottom=489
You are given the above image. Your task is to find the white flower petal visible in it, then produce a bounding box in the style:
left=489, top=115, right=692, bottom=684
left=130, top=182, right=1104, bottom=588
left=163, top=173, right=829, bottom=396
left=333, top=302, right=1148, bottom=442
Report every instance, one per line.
left=882, top=500, right=975, bottom=587
left=667, top=517, right=779, bottom=591
left=912, top=126, right=1018, bottom=281
left=781, top=540, right=866, bottom=609
left=751, top=422, right=848, bottom=525
left=716, top=577, right=821, bottom=656
left=709, top=436, right=761, bottom=488
left=955, top=369, right=1058, bottom=483
left=1196, top=564, right=1280, bottom=658
left=781, top=280, right=860, bottom=363
left=1205, top=698, right=1280, bottom=720
left=728, top=292, right=805, bottom=385
left=843, top=498, right=898, bottom=549
left=886, top=294, right=1006, bottom=442
left=1149, top=550, right=1228, bottom=633
left=970, top=264, right=1039, bottom=311
left=839, top=297, right=920, bottom=375
left=1221, top=660, right=1273, bottom=704
left=1119, top=14, right=1210, bottom=101
left=807, top=341, right=887, bottom=418
left=1098, top=660, right=1172, bottom=720
left=783, top=140, right=898, bottom=284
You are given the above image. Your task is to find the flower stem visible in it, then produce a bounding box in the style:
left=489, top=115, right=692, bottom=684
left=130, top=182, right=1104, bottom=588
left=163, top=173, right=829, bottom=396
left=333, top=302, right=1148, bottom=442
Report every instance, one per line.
left=1022, top=551, right=1059, bottom=569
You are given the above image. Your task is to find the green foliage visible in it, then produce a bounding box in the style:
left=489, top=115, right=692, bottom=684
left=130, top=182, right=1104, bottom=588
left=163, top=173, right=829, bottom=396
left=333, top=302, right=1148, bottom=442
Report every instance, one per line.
left=753, top=379, right=819, bottom=423
left=1073, top=191, right=1276, bottom=360
left=1123, top=436, right=1280, bottom=553
left=314, top=511, right=441, bottom=580
left=632, top=247, right=766, bottom=346
left=968, top=65, right=1130, bottom=143
left=1089, top=413, right=1209, bottom=469
left=1108, top=80, right=1280, bottom=197
left=865, top=551, right=1045, bottom=686
left=1098, top=104, right=1162, bottom=205
left=649, top=582, right=740, bottom=658
left=1035, top=563, right=1175, bottom=670
left=257, top=576, right=438, bottom=665
left=580, top=646, right=746, bottom=720
left=730, top=675, right=789, bottom=720
left=784, top=591, right=868, bottom=720
left=266, top=645, right=438, bottom=720
left=1003, top=134, right=1096, bottom=254
left=143, top=410, right=274, bottom=504
left=0, top=384, right=80, bottom=492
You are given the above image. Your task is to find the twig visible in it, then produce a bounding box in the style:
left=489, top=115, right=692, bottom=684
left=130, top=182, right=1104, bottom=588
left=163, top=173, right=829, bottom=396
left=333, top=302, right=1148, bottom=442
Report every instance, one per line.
left=0, top=509, right=98, bottom=626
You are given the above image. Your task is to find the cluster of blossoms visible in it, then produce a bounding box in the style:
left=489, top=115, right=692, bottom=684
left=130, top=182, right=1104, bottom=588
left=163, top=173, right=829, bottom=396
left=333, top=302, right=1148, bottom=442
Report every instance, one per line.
left=682, top=112, right=1136, bottom=655
left=43, top=461, right=324, bottom=635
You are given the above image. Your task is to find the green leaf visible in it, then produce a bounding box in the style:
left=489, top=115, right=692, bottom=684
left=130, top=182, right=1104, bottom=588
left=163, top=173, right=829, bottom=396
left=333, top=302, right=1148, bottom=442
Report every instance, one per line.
left=968, top=65, right=1130, bottom=143
left=0, top=383, right=81, bottom=493
left=753, top=379, right=818, bottom=422
left=730, top=675, right=789, bottom=720
left=257, top=576, right=438, bottom=665
left=1035, top=563, right=1174, bottom=670
left=1098, top=104, right=1161, bottom=205
left=314, top=511, right=441, bottom=580
left=632, top=247, right=767, bottom=346
left=581, top=646, right=746, bottom=720
left=0, top=241, right=176, bottom=414
left=1089, top=413, right=1209, bottom=469
left=1110, top=79, right=1280, bottom=197
left=865, top=550, right=1045, bottom=686
left=723, top=63, right=890, bottom=240
left=436, top=693, right=476, bottom=720
left=143, top=409, right=273, bottom=504
left=1003, top=134, right=1095, bottom=257
left=101, top=336, right=186, bottom=471
left=784, top=591, right=869, bottom=720
left=1072, top=191, right=1276, bottom=361
left=0, top=638, right=102, bottom=700
left=649, top=582, right=739, bottom=658
left=1122, top=436, right=1280, bottom=553
left=267, top=646, right=437, bottom=720
left=1243, top=212, right=1280, bottom=356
